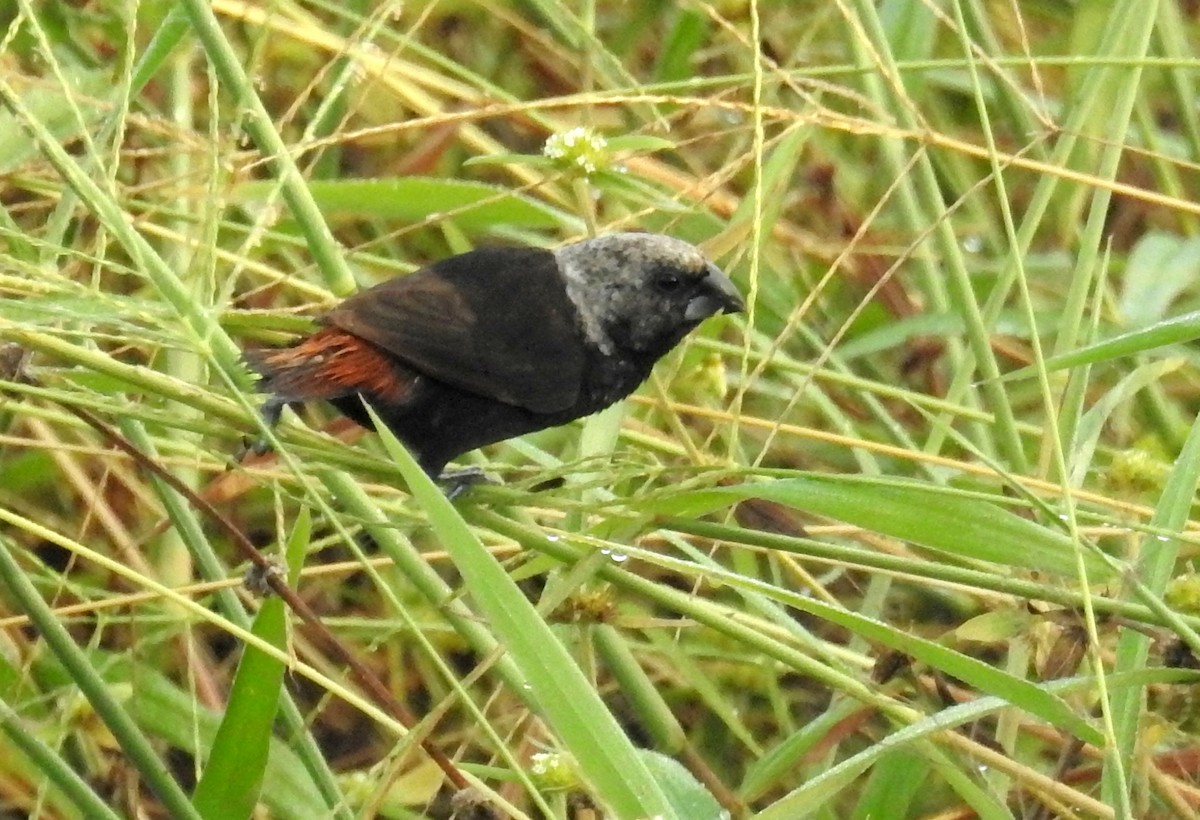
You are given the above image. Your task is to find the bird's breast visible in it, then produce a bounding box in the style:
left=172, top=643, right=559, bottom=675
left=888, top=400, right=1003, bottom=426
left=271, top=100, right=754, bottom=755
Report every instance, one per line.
left=578, top=350, right=656, bottom=412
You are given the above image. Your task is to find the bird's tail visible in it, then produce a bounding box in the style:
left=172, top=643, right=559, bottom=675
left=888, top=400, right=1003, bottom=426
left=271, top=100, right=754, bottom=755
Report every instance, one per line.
left=244, top=327, right=416, bottom=406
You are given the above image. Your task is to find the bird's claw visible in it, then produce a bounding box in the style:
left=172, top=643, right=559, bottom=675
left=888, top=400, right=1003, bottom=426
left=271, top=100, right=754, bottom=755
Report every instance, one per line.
left=237, top=398, right=286, bottom=461
left=437, top=466, right=496, bottom=500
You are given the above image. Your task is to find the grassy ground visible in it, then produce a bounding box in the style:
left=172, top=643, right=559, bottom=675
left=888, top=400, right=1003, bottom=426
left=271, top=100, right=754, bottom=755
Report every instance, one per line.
left=2, top=1, right=1200, bottom=818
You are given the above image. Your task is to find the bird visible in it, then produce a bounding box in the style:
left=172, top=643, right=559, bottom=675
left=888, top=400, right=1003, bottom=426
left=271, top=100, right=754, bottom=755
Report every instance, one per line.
left=244, top=232, right=743, bottom=479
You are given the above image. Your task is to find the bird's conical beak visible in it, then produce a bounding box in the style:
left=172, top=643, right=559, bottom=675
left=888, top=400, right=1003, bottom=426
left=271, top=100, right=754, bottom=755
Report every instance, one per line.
left=685, top=263, right=744, bottom=321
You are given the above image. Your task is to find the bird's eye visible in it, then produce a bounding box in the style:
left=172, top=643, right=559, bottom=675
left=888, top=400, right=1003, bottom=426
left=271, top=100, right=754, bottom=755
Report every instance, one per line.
left=654, top=273, right=683, bottom=293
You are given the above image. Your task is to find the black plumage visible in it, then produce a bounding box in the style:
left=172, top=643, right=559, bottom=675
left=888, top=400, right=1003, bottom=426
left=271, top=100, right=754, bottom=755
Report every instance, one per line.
left=245, top=233, right=743, bottom=476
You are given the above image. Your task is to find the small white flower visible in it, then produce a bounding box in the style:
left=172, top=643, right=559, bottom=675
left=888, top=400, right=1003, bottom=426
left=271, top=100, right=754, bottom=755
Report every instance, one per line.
left=543, top=127, right=608, bottom=177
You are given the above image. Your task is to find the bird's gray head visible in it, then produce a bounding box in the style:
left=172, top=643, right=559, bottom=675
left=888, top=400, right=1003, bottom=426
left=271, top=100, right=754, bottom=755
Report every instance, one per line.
left=554, top=233, right=743, bottom=358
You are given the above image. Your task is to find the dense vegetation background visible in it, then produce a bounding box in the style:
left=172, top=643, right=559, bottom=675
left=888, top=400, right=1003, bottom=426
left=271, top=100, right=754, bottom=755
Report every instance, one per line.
left=2, top=1, right=1200, bottom=817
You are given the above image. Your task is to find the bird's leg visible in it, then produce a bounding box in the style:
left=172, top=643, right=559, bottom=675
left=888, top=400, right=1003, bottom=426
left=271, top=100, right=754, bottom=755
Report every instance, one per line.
left=260, top=396, right=286, bottom=428
left=237, top=397, right=287, bottom=460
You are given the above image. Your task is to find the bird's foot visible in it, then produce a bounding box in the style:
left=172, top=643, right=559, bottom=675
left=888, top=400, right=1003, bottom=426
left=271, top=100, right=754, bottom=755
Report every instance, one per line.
left=438, top=466, right=496, bottom=500
left=237, top=398, right=286, bottom=460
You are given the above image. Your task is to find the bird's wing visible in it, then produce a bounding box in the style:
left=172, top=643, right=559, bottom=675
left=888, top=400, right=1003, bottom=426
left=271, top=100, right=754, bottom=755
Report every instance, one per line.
left=325, top=247, right=586, bottom=414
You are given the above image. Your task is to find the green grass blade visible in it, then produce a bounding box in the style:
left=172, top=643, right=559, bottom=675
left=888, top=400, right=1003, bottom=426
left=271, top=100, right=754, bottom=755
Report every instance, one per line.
left=645, top=476, right=1113, bottom=578
left=192, top=510, right=307, bottom=819
left=0, top=535, right=201, bottom=820
left=365, top=404, right=677, bottom=819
